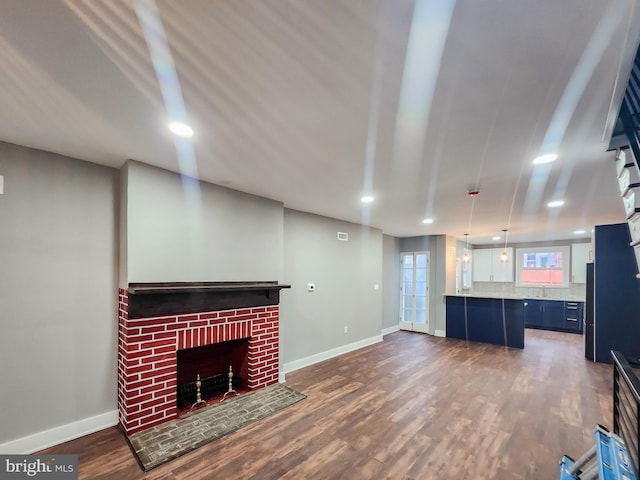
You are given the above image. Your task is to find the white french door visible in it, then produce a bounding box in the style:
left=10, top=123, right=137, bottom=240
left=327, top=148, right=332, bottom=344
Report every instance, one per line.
left=400, top=251, right=430, bottom=333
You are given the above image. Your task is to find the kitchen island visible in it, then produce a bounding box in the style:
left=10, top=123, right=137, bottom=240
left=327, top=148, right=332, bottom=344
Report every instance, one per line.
left=445, top=294, right=525, bottom=349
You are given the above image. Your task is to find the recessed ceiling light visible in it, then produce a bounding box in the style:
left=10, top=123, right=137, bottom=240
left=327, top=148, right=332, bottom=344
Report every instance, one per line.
left=547, top=200, right=564, bottom=208
left=422, top=218, right=434, bottom=224
left=492, top=236, right=501, bottom=241
left=361, top=195, right=374, bottom=203
left=168, top=121, right=194, bottom=137
left=573, top=230, right=586, bottom=235
left=533, top=153, right=558, bottom=165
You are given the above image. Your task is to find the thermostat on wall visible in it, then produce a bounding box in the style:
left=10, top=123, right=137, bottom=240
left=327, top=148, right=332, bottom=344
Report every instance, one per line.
left=337, top=232, right=348, bottom=241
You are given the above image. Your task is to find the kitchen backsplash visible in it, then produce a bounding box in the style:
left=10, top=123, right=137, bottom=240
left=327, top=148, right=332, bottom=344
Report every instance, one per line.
left=468, top=282, right=586, bottom=300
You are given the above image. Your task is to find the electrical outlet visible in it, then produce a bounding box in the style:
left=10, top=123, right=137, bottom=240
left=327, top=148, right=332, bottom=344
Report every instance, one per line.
left=344, top=326, right=348, bottom=334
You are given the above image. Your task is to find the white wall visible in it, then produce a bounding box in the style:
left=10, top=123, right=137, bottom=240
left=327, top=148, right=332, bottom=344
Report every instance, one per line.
left=124, top=160, right=284, bottom=283
left=281, top=210, right=383, bottom=367
left=0, top=142, right=118, bottom=445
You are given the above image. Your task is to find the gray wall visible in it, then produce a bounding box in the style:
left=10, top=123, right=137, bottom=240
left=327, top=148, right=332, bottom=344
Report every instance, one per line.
left=0, top=142, right=118, bottom=443
left=399, top=236, right=432, bottom=253
left=119, top=164, right=128, bottom=286
left=124, top=161, right=284, bottom=283
left=433, top=235, right=457, bottom=334
left=382, top=234, right=400, bottom=329
left=281, top=210, right=383, bottom=364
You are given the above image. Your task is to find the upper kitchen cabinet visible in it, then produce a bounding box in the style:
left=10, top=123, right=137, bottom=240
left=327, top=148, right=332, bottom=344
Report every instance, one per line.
left=571, top=243, right=592, bottom=284
left=472, top=249, right=492, bottom=282
left=472, top=248, right=514, bottom=282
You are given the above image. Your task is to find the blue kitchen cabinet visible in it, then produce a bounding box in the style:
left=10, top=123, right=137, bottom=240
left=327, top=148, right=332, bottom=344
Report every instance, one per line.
left=564, top=301, right=583, bottom=333
left=543, top=300, right=566, bottom=330
left=524, top=299, right=583, bottom=334
left=524, top=299, right=544, bottom=328
left=593, top=223, right=640, bottom=363
left=445, top=295, right=524, bottom=349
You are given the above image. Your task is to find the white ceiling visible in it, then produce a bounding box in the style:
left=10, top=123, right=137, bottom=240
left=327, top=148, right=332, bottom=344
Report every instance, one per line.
left=1, top=0, right=639, bottom=244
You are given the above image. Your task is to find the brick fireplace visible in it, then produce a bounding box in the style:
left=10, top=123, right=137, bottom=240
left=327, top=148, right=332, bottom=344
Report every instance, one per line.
left=117, top=282, right=288, bottom=435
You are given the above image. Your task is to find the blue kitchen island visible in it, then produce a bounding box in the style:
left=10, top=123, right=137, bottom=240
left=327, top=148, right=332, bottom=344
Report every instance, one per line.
left=445, top=294, right=525, bottom=349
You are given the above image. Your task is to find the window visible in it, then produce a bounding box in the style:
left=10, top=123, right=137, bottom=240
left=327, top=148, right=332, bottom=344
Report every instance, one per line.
left=516, top=246, right=570, bottom=287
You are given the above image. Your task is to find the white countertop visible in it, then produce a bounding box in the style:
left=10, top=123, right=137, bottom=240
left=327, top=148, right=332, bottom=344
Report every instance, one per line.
left=444, top=293, right=525, bottom=300
left=444, top=293, right=585, bottom=302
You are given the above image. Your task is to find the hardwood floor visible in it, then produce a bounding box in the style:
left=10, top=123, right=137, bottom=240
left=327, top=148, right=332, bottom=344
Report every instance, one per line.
left=40, top=329, right=612, bottom=479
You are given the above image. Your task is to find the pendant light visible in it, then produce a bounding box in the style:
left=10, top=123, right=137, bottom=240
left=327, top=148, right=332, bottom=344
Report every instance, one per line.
left=462, top=233, right=471, bottom=263
left=500, top=229, right=509, bottom=263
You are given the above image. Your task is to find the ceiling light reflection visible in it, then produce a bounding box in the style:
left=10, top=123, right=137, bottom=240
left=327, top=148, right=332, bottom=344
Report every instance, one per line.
left=532, top=153, right=558, bottom=165
left=168, top=121, right=193, bottom=137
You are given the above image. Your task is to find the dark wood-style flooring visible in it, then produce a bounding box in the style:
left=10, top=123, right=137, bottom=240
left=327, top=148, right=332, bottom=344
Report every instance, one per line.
left=40, top=329, right=612, bottom=479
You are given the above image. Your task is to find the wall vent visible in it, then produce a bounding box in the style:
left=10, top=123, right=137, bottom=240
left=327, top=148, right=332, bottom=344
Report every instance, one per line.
left=337, top=232, right=348, bottom=241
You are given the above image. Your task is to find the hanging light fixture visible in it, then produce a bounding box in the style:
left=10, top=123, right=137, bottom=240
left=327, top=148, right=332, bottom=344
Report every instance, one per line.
left=500, top=229, right=509, bottom=263
left=462, top=233, right=471, bottom=263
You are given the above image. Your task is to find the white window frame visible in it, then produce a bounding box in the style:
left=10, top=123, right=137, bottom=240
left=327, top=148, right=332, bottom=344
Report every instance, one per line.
left=515, top=245, right=570, bottom=288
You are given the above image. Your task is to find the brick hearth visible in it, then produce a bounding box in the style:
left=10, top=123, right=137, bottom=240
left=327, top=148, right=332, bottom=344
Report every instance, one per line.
left=117, top=288, right=280, bottom=434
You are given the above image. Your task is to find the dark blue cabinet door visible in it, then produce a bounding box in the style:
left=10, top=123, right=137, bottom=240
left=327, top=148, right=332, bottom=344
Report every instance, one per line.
left=445, top=296, right=467, bottom=340
left=524, top=299, right=543, bottom=327
left=503, top=300, right=525, bottom=348
left=465, top=297, right=503, bottom=345
left=543, top=301, right=565, bottom=329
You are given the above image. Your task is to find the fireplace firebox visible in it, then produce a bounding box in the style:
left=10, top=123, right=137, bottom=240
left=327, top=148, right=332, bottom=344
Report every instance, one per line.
left=176, top=338, right=249, bottom=410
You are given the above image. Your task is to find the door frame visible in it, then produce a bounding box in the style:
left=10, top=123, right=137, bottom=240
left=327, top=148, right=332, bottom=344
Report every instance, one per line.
left=399, top=251, right=430, bottom=333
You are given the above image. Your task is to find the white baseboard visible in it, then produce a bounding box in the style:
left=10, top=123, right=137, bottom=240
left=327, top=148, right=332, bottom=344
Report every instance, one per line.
left=283, top=335, right=383, bottom=375
left=434, top=329, right=446, bottom=337
left=0, top=410, right=118, bottom=454
left=279, top=371, right=287, bottom=383
left=381, top=325, right=400, bottom=336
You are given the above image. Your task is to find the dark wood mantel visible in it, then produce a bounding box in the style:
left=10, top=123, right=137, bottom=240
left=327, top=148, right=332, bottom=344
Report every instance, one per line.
left=127, top=281, right=291, bottom=319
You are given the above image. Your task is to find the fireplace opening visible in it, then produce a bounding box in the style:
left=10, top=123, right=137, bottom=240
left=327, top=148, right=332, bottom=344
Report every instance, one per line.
left=176, top=338, right=249, bottom=411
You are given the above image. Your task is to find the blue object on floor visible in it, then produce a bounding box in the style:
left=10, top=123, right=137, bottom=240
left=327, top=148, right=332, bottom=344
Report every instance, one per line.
left=558, top=425, right=638, bottom=480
